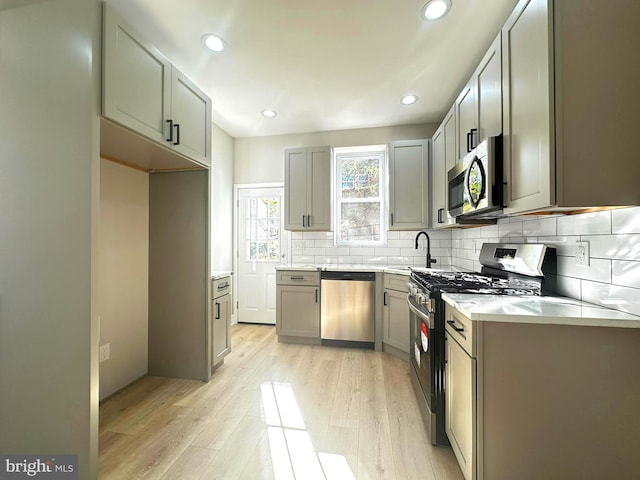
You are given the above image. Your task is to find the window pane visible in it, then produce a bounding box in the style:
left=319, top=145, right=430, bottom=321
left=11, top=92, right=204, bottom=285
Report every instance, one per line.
left=340, top=157, right=380, bottom=199
left=340, top=202, right=381, bottom=242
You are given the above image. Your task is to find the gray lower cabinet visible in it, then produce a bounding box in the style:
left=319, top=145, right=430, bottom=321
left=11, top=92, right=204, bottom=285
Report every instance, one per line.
left=276, top=270, right=320, bottom=340
left=382, top=273, right=410, bottom=355
left=212, top=276, right=231, bottom=369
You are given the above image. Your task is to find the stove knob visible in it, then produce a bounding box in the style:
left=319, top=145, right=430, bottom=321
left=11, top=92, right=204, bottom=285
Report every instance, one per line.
left=416, top=293, right=425, bottom=305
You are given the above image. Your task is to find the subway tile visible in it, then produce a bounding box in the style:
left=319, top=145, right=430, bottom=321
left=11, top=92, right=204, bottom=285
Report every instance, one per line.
left=522, top=217, right=557, bottom=237
left=386, top=231, right=400, bottom=240
left=326, top=247, right=350, bottom=256
left=386, top=256, right=414, bottom=265
left=348, top=247, right=375, bottom=256
left=499, top=221, right=523, bottom=238
left=315, top=257, right=337, bottom=264
left=550, top=275, right=581, bottom=299
left=303, top=247, right=325, bottom=255
left=374, top=247, right=401, bottom=256
left=363, top=256, right=389, bottom=265
left=612, top=207, right=640, bottom=234
left=313, top=240, right=334, bottom=248
left=582, top=234, right=640, bottom=261
left=537, top=236, right=581, bottom=257
left=399, top=231, right=421, bottom=240
left=612, top=260, right=640, bottom=289
left=387, top=239, right=414, bottom=248
left=302, top=231, right=332, bottom=240
left=401, top=247, right=422, bottom=257
left=557, top=257, right=612, bottom=283
left=480, top=225, right=500, bottom=239
left=291, top=256, right=314, bottom=264
left=581, top=280, right=640, bottom=317
left=336, top=256, right=363, bottom=264
left=556, top=210, right=611, bottom=236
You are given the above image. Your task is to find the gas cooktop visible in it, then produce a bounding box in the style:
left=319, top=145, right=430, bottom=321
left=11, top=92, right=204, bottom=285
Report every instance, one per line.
left=410, top=270, right=543, bottom=296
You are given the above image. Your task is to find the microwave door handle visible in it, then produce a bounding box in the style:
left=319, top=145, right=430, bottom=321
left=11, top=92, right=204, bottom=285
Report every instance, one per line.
left=470, top=128, right=478, bottom=149
left=466, top=132, right=471, bottom=153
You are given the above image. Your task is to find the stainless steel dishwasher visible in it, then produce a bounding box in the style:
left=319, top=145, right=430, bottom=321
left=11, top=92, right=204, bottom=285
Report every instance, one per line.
left=320, top=271, right=375, bottom=347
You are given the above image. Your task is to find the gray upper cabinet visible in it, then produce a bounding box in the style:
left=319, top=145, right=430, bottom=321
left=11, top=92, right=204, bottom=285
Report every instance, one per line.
left=388, top=139, right=430, bottom=230
left=502, top=0, right=640, bottom=215
left=455, top=33, right=502, bottom=161
left=431, top=106, right=457, bottom=228
left=102, top=4, right=171, bottom=145
left=102, top=4, right=211, bottom=167
left=284, top=146, right=331, bottom=231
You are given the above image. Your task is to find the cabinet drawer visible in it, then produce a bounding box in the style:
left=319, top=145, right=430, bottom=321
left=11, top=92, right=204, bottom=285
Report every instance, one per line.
left=277, top=270, right=319, bottom=286
left=384, top=273, right=409, bottom=292
left=445, top=304, right=476, bottom=357
left=212, top=276, right=231, bottom=299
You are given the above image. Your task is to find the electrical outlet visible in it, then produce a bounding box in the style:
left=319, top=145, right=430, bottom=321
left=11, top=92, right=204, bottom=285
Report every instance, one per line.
left=293, top=240, right=305, bottom=250
left=99, top=343, right=110, bottom=363
left=575, top=241, right=590, bottom=266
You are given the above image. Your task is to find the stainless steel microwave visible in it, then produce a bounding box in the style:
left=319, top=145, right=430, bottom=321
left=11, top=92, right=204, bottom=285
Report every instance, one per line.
left=447, top=135, right=503, bottom=219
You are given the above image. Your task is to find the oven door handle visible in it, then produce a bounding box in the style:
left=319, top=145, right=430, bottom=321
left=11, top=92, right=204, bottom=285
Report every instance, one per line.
left=407, top=294, right=431, bottom=325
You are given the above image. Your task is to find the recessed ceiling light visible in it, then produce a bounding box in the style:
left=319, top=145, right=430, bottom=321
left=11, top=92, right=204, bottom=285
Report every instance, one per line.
left=202, top=34, right=226, bottom=52
left=401, top=95, right=419, bottom=105
left=262, top=109, right=277, bottom=118
left=421, top=0, right=452, bottom=21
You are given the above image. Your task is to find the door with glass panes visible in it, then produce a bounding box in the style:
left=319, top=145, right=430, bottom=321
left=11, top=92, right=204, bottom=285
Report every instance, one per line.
left=237, top=187, right=287, bottom=324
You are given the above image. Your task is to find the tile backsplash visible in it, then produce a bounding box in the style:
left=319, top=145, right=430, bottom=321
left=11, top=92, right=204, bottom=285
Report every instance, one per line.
left=290, top=207, right=640, bottom=317
left=451, top=207, right=640, bottom=317
left=290, top=229, right=453, bottom=268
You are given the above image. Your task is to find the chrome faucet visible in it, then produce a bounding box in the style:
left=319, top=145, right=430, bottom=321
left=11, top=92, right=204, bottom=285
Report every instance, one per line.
left=415, top=231, right=437, bottom=269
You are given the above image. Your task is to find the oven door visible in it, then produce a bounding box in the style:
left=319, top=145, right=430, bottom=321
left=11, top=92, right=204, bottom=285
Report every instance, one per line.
left=408, top=296, right=434, bottom=409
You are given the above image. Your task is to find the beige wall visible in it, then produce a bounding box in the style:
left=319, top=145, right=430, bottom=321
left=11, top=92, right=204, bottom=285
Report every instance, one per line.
left=0, top=0, right=101, bottom=477
left=99, top=159, right=149, bottom=400
left=234, top=123, right=439, bottom=184
left=211, top=123, right=234, bottom=272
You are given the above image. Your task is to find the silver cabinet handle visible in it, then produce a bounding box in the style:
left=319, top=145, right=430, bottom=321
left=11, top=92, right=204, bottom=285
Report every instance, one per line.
left=217, top=283, right=229, bottom=290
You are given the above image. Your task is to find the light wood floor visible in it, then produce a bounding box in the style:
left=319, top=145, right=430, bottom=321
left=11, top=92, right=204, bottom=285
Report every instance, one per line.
left=99, top=324, right=463, bottom=479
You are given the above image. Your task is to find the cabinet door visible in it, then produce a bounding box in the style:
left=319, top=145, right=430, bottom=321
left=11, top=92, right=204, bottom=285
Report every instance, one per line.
left=212, top=293, right=231, bottom=367
left=502, top=0, right=554, bottom=215
left=476, top=33, right=502, bottom=143
left=284, top=148, right=308, bottom=230
left=389, top=140, right=430, bottom=230
left=171, top=67, right=212, bottom=167
left=382, top=289, right=410, bottom=353
left=276, top=285, right=320, bottom=338
left=455, top=79, right=476, bottom=160
left=306, top=146, right=332, bottom=231
left=431, top=107, right=456, bottom=228
left=102, top=4, right=171, bottom=145
left=446, top=333, right=477, bottom=480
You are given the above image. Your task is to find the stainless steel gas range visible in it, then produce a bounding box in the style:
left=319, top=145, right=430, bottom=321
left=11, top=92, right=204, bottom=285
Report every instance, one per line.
left=407, top=243, right=557, bottom=446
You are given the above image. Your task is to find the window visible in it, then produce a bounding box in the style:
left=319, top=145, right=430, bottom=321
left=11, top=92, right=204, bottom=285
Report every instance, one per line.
left=334, top=145, right=386, bottom=246
left=245, top=196, right=281, bottom=261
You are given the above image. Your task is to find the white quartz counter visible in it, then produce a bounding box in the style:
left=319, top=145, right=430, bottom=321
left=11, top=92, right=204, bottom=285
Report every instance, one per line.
left=442, top=293, right=640, bottom=329
left=211, top=271, right=232, bottom=280
left=275, top=264, right=456, bottom=276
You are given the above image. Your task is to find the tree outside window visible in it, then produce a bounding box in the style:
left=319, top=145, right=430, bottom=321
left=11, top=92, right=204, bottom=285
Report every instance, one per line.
left=334, top=146, right=386, bottom=246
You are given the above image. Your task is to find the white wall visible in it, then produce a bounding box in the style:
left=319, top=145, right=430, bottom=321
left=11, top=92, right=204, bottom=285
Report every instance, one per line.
left=99, top=159, right=149, bottom=400
left=211, top=123, right=234, bottom=272
left=451, top=207, right=640, bottom=317
left=234, top=123, right=438, bottom=184
left=0, top=0, right=101, bottom=477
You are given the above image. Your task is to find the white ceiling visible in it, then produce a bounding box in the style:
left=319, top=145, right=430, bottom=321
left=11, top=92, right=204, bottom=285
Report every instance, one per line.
left=106, top=0, right=518, bottom=138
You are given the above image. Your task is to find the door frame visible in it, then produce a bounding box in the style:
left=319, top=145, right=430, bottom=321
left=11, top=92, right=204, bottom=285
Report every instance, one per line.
left=233, top=182, right=290, bottom=325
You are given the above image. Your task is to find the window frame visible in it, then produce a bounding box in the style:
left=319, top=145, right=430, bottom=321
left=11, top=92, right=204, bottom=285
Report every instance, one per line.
left=333, top=145, right=387, bottom=247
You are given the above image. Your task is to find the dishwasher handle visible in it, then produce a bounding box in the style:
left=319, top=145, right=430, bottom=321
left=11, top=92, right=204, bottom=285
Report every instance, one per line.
left=320, top=271, right=375, bottom=281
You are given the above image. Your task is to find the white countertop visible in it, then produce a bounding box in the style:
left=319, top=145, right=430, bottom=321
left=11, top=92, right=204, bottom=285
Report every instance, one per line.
left=441, top=293, right=640, bottom=329
left=211, top=271, right=233, bottom=280
left=275, top=264, right=456, bottom=276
